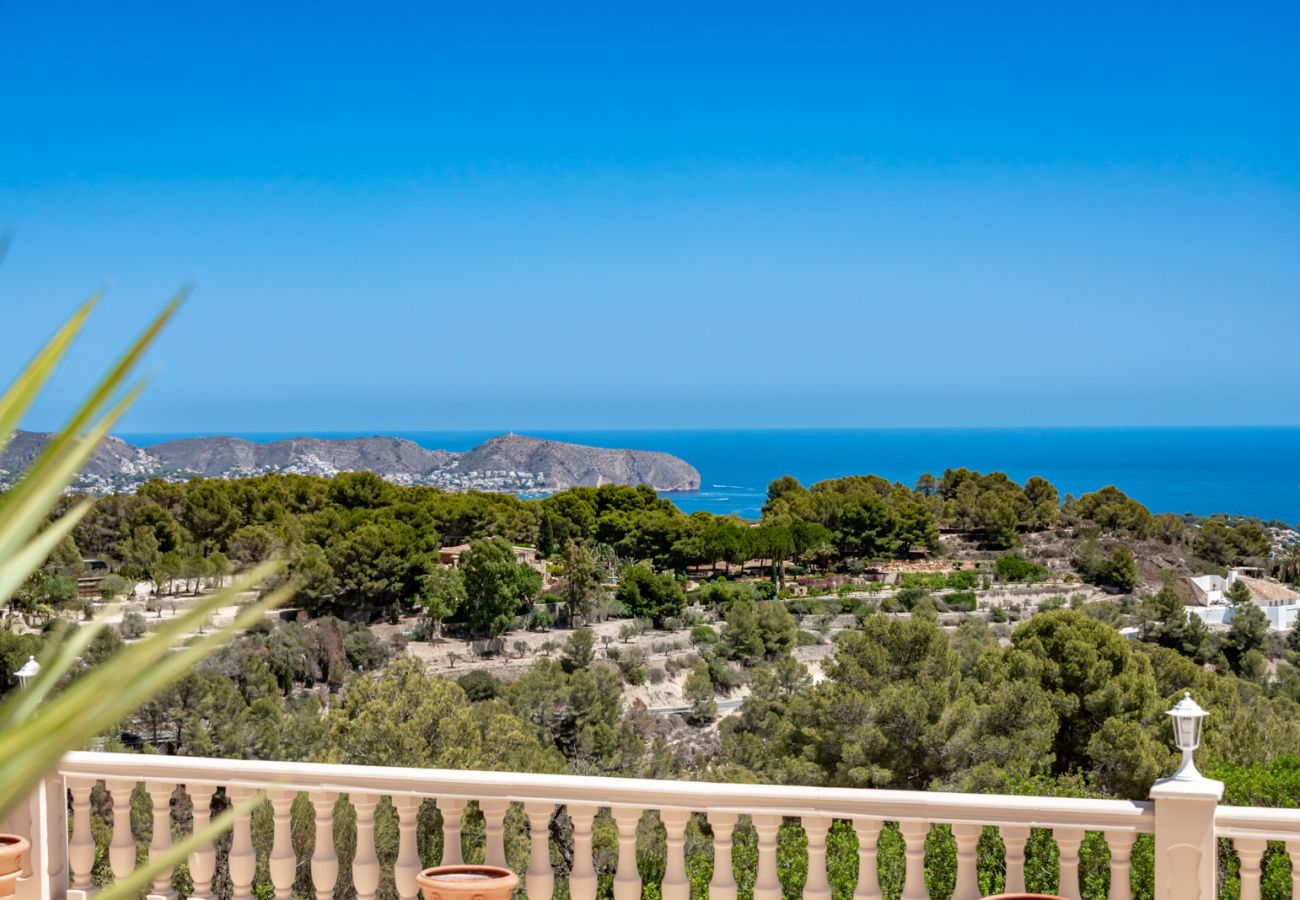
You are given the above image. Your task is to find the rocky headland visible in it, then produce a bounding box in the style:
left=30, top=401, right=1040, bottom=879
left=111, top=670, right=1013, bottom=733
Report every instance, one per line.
left=0, top=431, right=701, bottom=495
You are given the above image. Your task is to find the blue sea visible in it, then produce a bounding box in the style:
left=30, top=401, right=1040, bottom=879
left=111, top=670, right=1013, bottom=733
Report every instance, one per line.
left=119, top=428, right=1300, bottom=527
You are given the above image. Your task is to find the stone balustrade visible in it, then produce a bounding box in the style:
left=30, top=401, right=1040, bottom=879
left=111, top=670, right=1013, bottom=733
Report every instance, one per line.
left=0, top=750, right=1296, bottom=900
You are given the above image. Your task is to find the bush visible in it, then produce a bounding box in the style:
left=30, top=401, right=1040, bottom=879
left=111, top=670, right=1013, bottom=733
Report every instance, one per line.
left=617, top=647, right=647, bottom=685
left=946, top=570, right=978, bottom=589
left=690, top=624, right=718, bottom=646
left=946, top=590, right=977, bottom=612
left=706, top=655, right=739, bottom=691
left=896, top=587, right=931, bottom=610
left=119, top=611, right=148, bottom=639
left=989, top=606, right=1009, bottom=623
left=343, top=622, right=389, bottom=671
left=796, top=629, right=823, bottom=647
left=457, top=670, right=502, bottom=701
left=647, top=665, right=667, bottom=684
left=528, top=608, right=556, bottom=631
left=995, top=553, right=1049, bottom=583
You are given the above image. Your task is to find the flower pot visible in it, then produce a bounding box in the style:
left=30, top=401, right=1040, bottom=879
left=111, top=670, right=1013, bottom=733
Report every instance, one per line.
left=416, top=865, right=519, bottom=900
left=983, top=894, right=1068, bottom=899
left=0, top=834, right=30, bottom=900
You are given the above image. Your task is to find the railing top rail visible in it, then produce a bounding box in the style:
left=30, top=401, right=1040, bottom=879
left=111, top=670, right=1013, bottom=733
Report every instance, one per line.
left=1215, top=805, right=1300, bottom=841
left=59, top=751, right=1154, bottom=832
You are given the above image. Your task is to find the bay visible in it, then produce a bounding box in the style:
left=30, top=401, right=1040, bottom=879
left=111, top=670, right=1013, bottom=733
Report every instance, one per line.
left=120, top=427, right=1300, bottom=526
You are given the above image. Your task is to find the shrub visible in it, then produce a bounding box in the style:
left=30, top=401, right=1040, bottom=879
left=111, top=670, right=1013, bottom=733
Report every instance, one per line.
left=528, top=608, right=556, bottom=631
left=690, top=624, right=718, bottom=646
left=796, top=629, right=822, bottom=646
left=946, top=590, right=977, bottom=612
left=946, top=570, right=979, bottom=590
left=617, top=647, right=647, bottom=685
left=119, top=611, right=148, bottom=639
left=457, top=670, right=502, bottom=701
left=684, top=662, right=717, bottom=724
left=647, top=665, right=667, bottom=684
left=995, top=553, right=1049, bottom=583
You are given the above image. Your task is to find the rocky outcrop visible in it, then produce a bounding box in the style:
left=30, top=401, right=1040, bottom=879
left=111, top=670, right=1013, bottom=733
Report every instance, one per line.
left=458, top=434, right=700, bottom=491
left=0, top=431, right=700, bottom=494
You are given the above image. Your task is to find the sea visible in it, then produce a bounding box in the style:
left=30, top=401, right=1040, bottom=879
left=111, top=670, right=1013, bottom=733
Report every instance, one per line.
left=119, top=428, right=1300, bottom=527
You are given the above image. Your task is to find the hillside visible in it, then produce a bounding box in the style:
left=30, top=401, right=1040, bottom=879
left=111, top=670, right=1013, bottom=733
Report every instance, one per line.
left=0, top=431, right=700, bottom=494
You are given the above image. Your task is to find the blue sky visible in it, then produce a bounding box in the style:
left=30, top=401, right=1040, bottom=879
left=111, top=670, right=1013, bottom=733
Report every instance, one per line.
left=2, top=1, right=1297, bottom=431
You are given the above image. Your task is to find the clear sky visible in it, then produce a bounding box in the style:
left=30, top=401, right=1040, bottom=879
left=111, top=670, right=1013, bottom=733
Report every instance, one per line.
left=2, top=1, right=1297, bottom=432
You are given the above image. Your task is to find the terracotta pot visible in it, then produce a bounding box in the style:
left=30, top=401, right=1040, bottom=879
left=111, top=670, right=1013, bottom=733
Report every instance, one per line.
left=416, top=865, right=519, bottom=900
left=983, top=894, right=1068, bottom=899
left=0, top=834, right=30, bottom=900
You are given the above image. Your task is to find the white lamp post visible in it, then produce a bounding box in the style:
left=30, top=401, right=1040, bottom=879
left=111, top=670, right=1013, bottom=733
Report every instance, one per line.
left=1167, top=691, right=1208, bottom=781
left=14, top=655, right=40, bottom=689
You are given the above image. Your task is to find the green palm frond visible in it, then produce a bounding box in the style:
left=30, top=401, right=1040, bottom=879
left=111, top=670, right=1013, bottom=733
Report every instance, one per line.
left=0, top=288, right=287, bottom=882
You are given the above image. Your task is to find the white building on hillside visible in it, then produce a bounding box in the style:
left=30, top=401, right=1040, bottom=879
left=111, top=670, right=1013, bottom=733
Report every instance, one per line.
left=1183, top=567, right=1300, bottom=631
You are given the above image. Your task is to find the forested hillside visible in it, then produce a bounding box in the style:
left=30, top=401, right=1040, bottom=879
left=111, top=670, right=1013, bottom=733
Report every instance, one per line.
left=5, top=467, right=1300, bottom=899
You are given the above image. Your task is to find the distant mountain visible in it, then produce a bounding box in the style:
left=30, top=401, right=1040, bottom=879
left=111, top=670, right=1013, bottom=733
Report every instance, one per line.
left=0, top=431, right=700, bottom=495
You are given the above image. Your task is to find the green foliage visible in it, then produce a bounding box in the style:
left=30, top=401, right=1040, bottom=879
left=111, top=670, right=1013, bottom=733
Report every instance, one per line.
left=558, top=537, right=601, bottom=626
left=615, top=563, right=685, bottom=626
left=456, top=670, right=502, bottom=701
left=418, top=566, right=465, bottom=635
left=995, top=553, right=1049, bottom=583
left=561, top=627, right=595, bottom=673
left=683, top=662, right=716, bottom=724
left=720, top=597, right=796, bottom=664
left=1226, top=602, right=1269, bottom=673
left=460, top=537, right=543, bottom=637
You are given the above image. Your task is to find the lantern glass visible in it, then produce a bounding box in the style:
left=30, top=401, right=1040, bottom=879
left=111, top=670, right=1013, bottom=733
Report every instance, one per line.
left=1176, top=715, right=1201, bottom=750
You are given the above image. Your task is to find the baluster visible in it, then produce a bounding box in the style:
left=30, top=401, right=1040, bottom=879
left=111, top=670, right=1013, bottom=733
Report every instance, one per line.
left=268, top=790, right=296, bottom=900
left=393, top=797, right=422, bottom=900
left=350, top=794, right=380, bottom=900
left=66, top=778, right=96, bottom=900
left=802, top=816, right=831, bottom=900
left=612, top=807, right=642, bottom=900
left=309, top=791, right=338, bottom=900
left=661, top=810, right=691, bottom=900
left=752, top=814, right=782, bottom=900
left=951, top=823, right=981, bottom=900
left=480, top=799, right=509, bottom=868
left=1000, top=825, right=1030, bottom=896
left=1288, top=840, right=1300, bottom=899
left=524, top=803, right=555, bottom=900
left=1054, top=827, right=1083, bottom=900
left=186, top=786, right=217, bottom=900
left=851, top=818, right=883, bottom=900
left=568, top=805, right=598, bottom=900
left=899, top=820, right=929, bottom=900
left=105, top=779, right=137, bottom=885
left=1284, top=837, right=1294, bottom=900
left=227, top=787, right=257, bottom=900
left=144, top=782, right=176, bottom=900
left=1234, top=837, right=1266, bottom=900
left=437, top=798, right=465, bottom=866
left=706, top=812, right=738, bottom=900
left=1103, top=831, right=1135, bottom=900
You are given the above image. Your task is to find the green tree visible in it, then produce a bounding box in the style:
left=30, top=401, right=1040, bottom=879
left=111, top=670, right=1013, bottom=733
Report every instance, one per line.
left=419, top=566, right=465, bottom=637
left=615, top=563, right=685, bottom=627
left=561, top=627, right=595, bottom=673
left=558, top=538, right=601, bottom=626
left=327, top=520, right=433, bottom=616
left=684, top=662, right=717, bottom=724
left=1226, top=602, right=1268, bottom=672
left=460, top=537, right=542, bottom=637
left=182, top=480, right=241, bottom=550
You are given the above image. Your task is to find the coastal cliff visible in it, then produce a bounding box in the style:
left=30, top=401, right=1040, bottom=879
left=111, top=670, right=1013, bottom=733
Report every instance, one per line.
left=0, top=431, right=700, bottom=495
